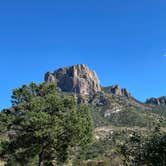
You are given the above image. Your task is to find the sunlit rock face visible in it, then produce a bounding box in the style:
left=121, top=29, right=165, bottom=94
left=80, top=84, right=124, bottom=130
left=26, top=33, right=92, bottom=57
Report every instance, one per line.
left=45, top=64, right=101, bottom=95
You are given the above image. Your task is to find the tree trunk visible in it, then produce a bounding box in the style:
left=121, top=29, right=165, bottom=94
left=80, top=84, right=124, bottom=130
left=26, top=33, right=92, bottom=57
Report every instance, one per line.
left=38, top=151, right=44, bottom=166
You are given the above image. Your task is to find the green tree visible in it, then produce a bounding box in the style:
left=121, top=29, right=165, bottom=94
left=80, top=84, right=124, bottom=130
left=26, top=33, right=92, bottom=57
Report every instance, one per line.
left=119, top=126, right=166, bottom=166
left=0, top=83, right=93, bottom=166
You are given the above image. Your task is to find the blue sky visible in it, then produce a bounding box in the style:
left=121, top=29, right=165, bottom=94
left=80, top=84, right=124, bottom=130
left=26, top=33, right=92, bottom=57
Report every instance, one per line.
left=0, top=0, right=166, bottom=109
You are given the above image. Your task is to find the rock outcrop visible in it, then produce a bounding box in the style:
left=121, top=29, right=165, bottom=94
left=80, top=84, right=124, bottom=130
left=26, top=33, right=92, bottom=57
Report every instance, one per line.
left=45, top=64, right=101, bottom=95
left=103, top=85, right=131, bottom=97
left=121, top=88, right=131, bottom=97
left=146, top=96, right=166, bottom=105
left=110, top=85, right=122, bottom=96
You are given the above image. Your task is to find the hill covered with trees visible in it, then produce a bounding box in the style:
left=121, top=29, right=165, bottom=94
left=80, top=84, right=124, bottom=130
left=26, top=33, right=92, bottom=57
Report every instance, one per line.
left=1, top=64, right=166, bottom=166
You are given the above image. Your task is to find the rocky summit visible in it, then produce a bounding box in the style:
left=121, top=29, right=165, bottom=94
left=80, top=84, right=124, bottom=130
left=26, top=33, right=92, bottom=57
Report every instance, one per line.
left=146, top=96, right=166, bottom=105
left=45, top=64, right=101, bottom=95
left=103, top=85, right=131, bottom=97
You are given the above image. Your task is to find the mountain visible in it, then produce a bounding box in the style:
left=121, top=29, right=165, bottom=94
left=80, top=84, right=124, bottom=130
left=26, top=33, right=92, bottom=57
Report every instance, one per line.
left=2, top=64, right=166, bottom=166
left=45, top=64, right=101, bottom=96
left=44, top=64, right=166, bottom=128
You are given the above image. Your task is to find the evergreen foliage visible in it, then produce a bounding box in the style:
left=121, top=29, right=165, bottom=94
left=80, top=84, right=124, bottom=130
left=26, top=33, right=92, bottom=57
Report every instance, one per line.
left=0, top=83, right=93, bottom=166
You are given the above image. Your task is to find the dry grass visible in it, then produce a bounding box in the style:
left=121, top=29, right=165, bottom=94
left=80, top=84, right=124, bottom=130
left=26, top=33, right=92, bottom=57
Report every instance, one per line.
left=0, top=161, right=4, bottom=166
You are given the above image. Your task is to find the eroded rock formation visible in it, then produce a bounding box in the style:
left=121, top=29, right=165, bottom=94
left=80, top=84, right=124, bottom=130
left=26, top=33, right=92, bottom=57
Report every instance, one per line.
left=103, top=85, right=131, bottom=97
left=146, top=96, right=166, bottom=105
left=45, top=64, right=101, bottom=95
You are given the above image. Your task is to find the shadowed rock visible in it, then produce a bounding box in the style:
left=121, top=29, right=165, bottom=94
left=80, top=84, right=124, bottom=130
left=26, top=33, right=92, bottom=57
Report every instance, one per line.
left=146, top=96, right=166, bottom=105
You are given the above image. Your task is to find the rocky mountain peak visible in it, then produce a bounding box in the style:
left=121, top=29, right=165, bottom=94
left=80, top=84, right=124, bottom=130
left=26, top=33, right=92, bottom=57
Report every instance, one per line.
left=145, top=96, right=166, bottom=105
left=45, top=64, right=101, bottom=95
left=103, top=85, right=131, bottom=97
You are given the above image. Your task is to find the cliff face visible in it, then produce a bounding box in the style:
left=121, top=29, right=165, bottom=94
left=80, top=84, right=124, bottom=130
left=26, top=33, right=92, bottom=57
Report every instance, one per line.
left=45, top=64, right=101, bottom=95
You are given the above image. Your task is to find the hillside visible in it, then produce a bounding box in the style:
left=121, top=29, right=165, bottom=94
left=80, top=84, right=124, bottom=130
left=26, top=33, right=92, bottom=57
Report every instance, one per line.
left=44, top=64, right=166, bottom=165
left=1, top=64, right=166, bottom=166
left=45, top=64, right=166, bottom=128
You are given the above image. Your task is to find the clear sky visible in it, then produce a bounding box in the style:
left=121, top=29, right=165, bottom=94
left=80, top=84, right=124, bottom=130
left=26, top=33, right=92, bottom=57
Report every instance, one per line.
left=0, top=0, right=166, bottom=110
